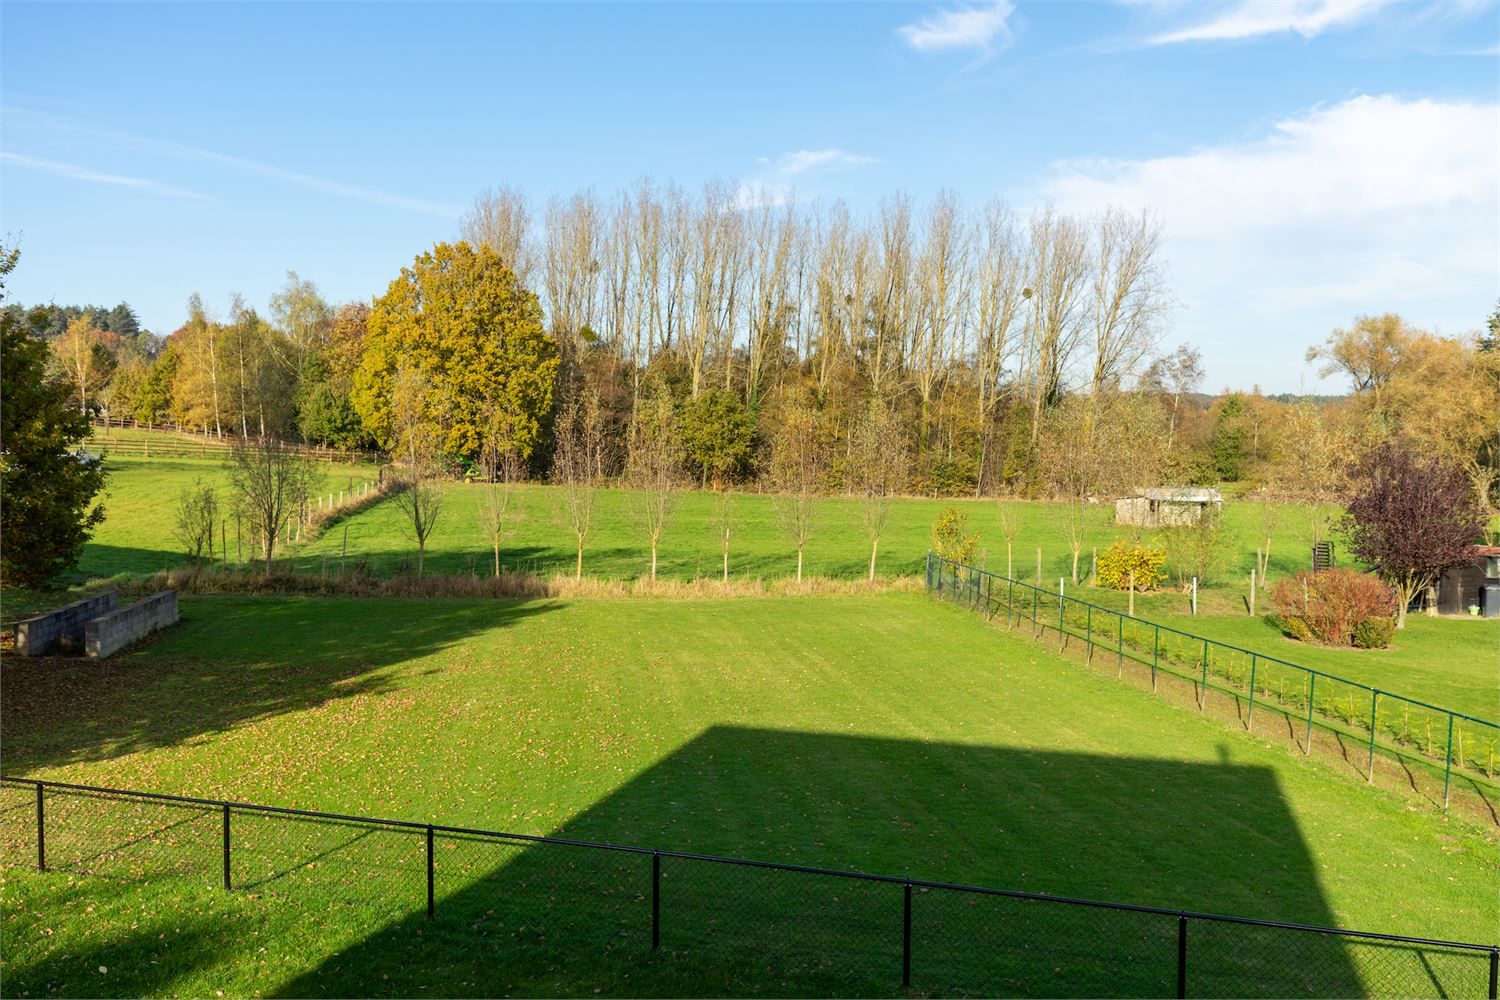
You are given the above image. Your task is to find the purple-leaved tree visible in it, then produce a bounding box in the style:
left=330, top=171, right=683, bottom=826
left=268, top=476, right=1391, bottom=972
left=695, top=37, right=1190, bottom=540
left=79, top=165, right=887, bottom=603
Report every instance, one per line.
left=1339, top=443, right=1486, bottom=628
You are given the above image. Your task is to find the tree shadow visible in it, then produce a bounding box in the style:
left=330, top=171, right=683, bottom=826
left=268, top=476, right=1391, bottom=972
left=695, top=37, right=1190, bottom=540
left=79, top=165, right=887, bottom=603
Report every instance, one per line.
left=0, top=596, right=559, bottom=773
left=239, top=726, right=1399, bottom=998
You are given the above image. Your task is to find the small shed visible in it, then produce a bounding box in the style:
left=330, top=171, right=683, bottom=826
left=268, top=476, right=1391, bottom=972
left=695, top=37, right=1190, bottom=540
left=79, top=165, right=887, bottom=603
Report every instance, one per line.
left=1434, top=545, right=1500, bottom=616
left=1115, top=487, right=1223, bottom=528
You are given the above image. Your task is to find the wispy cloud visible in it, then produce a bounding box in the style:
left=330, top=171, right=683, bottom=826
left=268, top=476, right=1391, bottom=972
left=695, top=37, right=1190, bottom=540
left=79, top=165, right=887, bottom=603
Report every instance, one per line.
left=4, top=107, right=462, bottom=217
left=1041, top=94, right=1498, bottom=385
left=0, top=151, right=211, bottom=200
left=735, top=147, right=879, bottom=211
left=771, top=149, right=878, bottom=176
left=1145, top=0, right=1391, bottom=44
left=897, top=0, right=1015, bottom=53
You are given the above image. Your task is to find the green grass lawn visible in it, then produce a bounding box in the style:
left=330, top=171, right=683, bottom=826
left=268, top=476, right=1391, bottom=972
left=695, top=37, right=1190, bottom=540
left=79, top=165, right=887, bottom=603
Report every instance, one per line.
left=1, top=593, right=1494, bottom=997
left=56, top=449, right=1495, bottom=727
left=74, top=454, right=379, bottom=580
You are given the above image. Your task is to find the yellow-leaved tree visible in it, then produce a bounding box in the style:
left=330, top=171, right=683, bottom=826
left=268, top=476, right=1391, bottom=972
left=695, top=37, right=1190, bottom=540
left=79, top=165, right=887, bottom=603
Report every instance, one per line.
left=353, top=241, right=559, bottom=463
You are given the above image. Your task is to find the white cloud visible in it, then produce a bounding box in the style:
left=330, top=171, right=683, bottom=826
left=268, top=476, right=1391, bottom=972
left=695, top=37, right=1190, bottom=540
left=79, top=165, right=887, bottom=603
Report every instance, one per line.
left=898, top=0, right=1015, bottom=53
left=0, top=151, right=211, bottom=200
left=3, top=106, right=462, bottom=217
left=1146, top=0, right=1390, bottom=44
left=1039, top=95, right=1499, bottom=388
left=773, top=149, right=878, bottom=176
left=733, top=148, right=878, bottom=211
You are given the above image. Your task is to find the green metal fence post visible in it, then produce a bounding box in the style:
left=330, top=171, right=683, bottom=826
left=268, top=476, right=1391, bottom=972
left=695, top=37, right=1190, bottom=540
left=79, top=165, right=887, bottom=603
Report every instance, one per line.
left=1304, top=673, right=1316, bottom=754
left=1008, top=578, right=1015, bottom=627
left=1443, top=713, right=1455, bottom=810
left=1032, top=587, right=1038, bottom=638
left=1086, top=605, right=1093, bottom=662
left=1246, top=655, right=1258, bottom=731
left=1059, top=593, right=1066, bottom=651
left=1117, top=613, right=1124, bottom=675
left=1199, top=640, right=1209, bottom=710
left=1151, top=625, right=1159, bottom=691
left=1366, top=691, right=1378, bottom=782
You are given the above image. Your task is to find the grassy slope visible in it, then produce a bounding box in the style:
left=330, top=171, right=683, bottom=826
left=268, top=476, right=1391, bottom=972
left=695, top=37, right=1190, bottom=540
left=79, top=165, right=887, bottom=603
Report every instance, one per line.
left=1, top=593, right=1494, bottom=997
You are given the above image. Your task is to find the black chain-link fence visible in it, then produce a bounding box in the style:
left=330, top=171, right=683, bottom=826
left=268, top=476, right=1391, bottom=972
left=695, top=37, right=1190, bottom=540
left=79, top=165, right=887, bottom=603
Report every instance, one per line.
left=2, top=776, right=1494, bottom=998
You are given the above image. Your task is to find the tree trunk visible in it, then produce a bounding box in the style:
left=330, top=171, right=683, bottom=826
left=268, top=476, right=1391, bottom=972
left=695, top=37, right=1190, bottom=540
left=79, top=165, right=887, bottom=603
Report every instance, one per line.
left=651, top=540, right=658, bottom=582
left=576, top=538, right=583, bottom=580
left=868, top=536, right=879, bottom=582
left=493, top=541, right=500, bottom=578
left=417, top=540, right=425, bottom=578
left=722, top=542, right=729, bottom=584
left=796, top=546, right=803, bottom=582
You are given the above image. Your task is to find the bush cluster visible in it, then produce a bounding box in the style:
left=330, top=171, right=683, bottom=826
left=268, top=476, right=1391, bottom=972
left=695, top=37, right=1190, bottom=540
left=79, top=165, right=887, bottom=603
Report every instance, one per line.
left=1096, top=540, right=1167, bottom=592
left=1268, top=568, right=1395, bottom=647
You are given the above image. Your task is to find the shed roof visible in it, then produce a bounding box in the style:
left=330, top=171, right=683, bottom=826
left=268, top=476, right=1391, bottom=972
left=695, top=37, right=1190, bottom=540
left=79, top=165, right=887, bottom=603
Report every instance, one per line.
left=1123, top=487, right=1223, bottom=503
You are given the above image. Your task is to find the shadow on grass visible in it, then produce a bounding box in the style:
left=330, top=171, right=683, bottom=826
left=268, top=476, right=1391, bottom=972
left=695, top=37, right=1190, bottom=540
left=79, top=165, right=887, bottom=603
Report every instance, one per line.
left=255, top=726, right=1381, bottom=998
left=0, top=596, right=559, bottom=773
left=8, top=731, right=1482, bottom=996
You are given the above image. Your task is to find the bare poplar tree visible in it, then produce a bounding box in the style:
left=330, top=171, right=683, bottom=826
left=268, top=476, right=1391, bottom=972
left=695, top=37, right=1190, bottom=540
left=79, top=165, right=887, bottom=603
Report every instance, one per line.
left=626, top=385, right=683, bottom=581
left=714, top=488, right=737, bottom=584
left=461, top=185, right=535, bottom=285
left=1142, top=344, right=1204, bottom=452
left=850, top=396, right=910, bottom=580
left=1025, top=206, right=1091, bottom=444
left=1089, top=208, right=1167, bottom=395
left=770, top=402, right=826, bottom=581
left=910, top=190, right=969, bottom=441
left=543, top=191, right=603, bottom=344
left=996, top=502, right=1021, bottom=578
left=476, top=438, right=521, bottom=578
left=173, top=479, right=219, bottom=561
left=973, top=199, right=1028, bottom=493
left=552, top=392, right=604, bottom=579
left=390, top=366, right=444, bottom=577
left=228, top=434, right=316, bottom=573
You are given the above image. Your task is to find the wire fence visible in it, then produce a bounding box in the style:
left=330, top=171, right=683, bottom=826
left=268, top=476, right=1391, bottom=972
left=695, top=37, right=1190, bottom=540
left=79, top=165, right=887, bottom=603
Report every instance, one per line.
left=86, top=417, right=379, bottom=465
left=926, top=553, right=1500, bottom=821
left=1, top=776, right=1495, bottom=998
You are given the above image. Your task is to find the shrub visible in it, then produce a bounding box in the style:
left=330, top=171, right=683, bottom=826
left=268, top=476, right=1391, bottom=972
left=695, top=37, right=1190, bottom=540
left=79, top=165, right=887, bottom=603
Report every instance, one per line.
left=1096, top=539, right=1167, bottom=592
left=1352, top=616, right=1396, bottom=649
left=1277, top=615, right=1315, bottom=643
left=931, top=508, right=979, bottom=566
left=1268, top=569, right=1395, bottom=646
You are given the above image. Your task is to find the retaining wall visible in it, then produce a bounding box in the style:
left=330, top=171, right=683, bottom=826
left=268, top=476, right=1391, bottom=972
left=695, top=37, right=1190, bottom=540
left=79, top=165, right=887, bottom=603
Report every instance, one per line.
left=16, top=591, right=121, bottom=656
left=85, top=590, right=179, bottom=659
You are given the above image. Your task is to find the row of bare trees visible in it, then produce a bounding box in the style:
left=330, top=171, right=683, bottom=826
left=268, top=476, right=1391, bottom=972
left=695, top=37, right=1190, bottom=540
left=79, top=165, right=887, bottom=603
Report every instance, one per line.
left=462, top=182, right=1170, bottom=450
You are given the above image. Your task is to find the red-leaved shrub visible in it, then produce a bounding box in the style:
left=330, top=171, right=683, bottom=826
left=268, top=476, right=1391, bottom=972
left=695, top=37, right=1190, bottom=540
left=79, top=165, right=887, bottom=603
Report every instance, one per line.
left=1268, top=569, right=1395, bottom=646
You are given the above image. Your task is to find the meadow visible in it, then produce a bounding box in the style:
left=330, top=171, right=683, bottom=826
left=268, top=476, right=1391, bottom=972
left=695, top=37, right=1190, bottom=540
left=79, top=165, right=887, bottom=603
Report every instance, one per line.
left=61, top=446, right=1498, bottom=723
left=2, top=593, right=1495, bottom=997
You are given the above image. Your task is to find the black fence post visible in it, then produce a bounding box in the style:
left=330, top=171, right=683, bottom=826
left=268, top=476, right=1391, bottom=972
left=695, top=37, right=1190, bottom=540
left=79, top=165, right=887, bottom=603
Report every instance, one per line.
left=426, top=825, right=435, bottom=918
left=35, top=782, right=45, bottom=873
left=222, top=804, right=231, bottom=890
left=902, top=883, right=912, bottom=990
left=651, top=852, right=661, bottom=950
left=1488, top=947, right=1498, bottom=1000
left=1177, top=914, right=1188, bottom=999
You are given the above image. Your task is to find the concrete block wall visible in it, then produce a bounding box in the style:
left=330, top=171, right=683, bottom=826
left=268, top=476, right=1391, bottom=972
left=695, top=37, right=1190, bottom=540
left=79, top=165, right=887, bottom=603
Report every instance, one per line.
left=85, top=591, right=179, bottom=659
left=16, top=590, right=121, bottom=656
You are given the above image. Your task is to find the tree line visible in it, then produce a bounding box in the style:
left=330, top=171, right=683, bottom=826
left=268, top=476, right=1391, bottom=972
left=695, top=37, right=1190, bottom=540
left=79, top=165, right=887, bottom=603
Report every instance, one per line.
left=5, top=184, right=1496, bottom=589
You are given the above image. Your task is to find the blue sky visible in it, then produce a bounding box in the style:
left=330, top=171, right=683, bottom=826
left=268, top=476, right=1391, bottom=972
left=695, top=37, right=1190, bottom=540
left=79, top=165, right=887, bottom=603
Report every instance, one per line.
left=2, top=0, right=1496, bottom=392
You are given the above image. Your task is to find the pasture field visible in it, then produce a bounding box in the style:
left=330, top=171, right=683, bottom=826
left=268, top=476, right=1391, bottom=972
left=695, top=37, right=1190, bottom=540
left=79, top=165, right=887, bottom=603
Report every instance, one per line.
left=59, top=447, right=1497, bottom=722
left=1, top=593, right=1495, bottom=997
